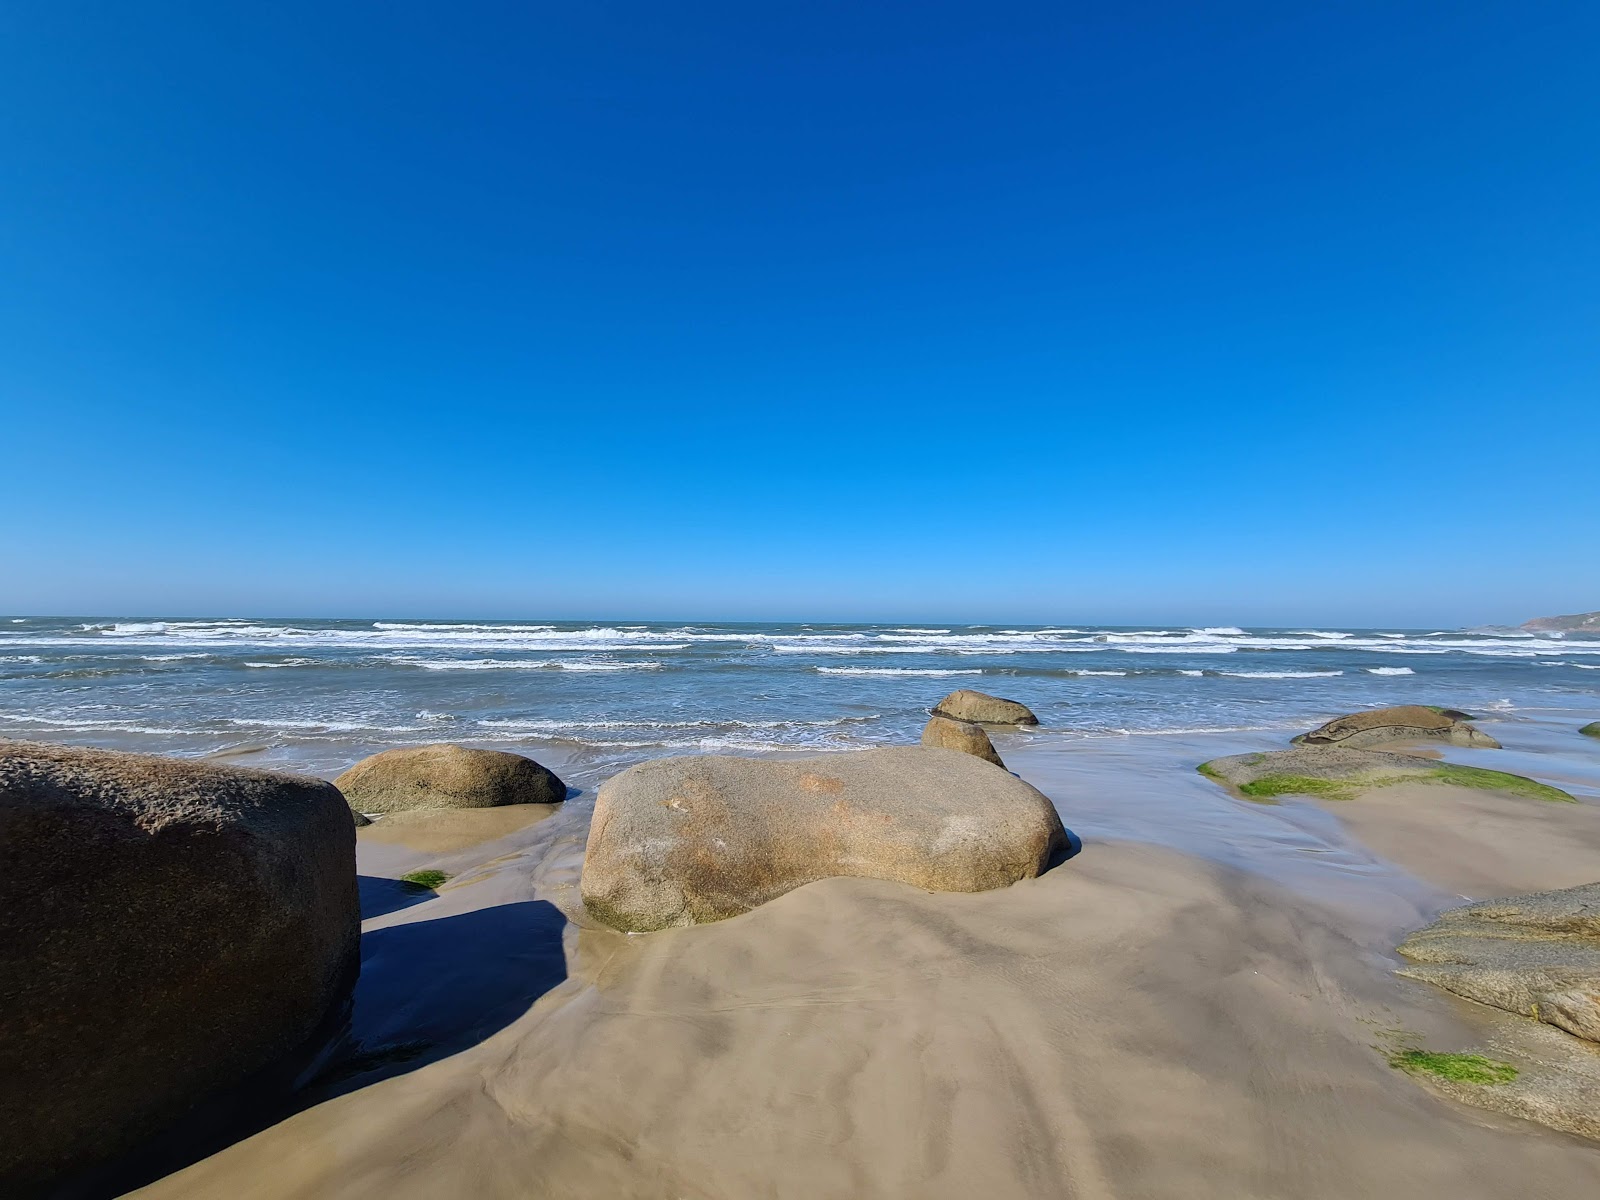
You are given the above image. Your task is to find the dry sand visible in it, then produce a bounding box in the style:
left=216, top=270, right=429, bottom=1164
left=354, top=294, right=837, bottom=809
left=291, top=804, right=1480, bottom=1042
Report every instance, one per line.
left=131, top=731, right=1600, bottom=1200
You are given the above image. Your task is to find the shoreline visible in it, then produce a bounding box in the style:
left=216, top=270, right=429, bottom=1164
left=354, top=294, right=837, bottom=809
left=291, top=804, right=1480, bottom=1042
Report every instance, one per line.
left=112, top=711, right=1600, bottom=1198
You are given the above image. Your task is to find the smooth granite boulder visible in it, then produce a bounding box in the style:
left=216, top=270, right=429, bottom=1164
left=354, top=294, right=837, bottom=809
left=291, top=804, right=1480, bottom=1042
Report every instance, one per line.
left=931, top=689, right=1039, bottom=726
left=0, top=740, right=360, bottom=1193
left=1397, top=883, right=1600, bottom=1043
left=920, top=714, right=1006, bottom=768
left=1292, top=705, right=1500, bottom=750
left=334, top=744, right=566, bottom=814
left=1581, top=722, right=1600, bottom=740
left=581, top=746, right=1068, bottom=932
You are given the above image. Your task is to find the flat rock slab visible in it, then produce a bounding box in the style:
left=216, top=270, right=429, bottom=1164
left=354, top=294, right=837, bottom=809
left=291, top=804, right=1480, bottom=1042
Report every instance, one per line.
left=1397, top=883, right=1600, bottom=1042
left=1293, top=705, right=1500, bottom=750
left=1199, top=746, right=1574, bottom=803
left=581, top=746, right=1069, bottom=932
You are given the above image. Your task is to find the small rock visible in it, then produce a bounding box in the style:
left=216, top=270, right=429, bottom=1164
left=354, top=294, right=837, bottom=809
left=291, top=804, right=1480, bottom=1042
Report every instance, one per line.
left=921, top=714, right=1006, bottom=768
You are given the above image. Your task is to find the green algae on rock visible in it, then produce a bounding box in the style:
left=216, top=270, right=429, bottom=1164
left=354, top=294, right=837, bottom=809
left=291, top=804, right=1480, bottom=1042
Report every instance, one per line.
left=1389, top=1049, right=1518, bottom=1085
left=1197, top=746, right=1575, bottom=803
left=1581, top=722, right=1600, bottom=739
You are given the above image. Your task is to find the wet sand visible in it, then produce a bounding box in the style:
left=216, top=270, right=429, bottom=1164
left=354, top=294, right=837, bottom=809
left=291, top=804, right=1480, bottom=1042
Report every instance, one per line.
left=132, top=720, right=1600, bottom=1199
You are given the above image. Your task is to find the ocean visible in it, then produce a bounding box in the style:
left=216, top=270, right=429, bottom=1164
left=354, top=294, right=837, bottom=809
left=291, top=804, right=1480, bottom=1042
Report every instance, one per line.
left=2, top=616, right=1597, bottom=788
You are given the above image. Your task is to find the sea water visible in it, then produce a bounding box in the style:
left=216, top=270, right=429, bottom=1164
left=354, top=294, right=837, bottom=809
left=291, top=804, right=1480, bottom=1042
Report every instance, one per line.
left=1, top=617, right=1596, bottom=788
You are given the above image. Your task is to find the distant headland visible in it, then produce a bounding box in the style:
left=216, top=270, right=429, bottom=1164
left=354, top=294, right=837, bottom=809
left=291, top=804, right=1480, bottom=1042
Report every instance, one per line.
left=1523, top=610, right=1600, bottom=632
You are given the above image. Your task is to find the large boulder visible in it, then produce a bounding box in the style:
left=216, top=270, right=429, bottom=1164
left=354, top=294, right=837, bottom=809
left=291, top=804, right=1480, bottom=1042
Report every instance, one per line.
left=931, top=689, right=1038, bottom=726
left=1581, top=722, right=1600, bottom=740
left=921, top=714, right=1006, bottom=768
left=1198, top=745, right=1574, bottom=803
left=334, top=744, right=566, bottom=813
left=0, top=741, right=359, bottom=1193
left=1397, top=883, right=1600, bottom=1044
left=581, top=747, right=1068, bottom=932
left=1292, top=705, right=1500, bottom=749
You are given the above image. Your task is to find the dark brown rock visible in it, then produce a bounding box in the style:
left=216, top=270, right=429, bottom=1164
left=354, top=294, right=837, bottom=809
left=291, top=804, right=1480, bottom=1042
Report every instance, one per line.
left=334, top=744, right=566, bottom=813
left=0, top=740, right=359, bottom=1193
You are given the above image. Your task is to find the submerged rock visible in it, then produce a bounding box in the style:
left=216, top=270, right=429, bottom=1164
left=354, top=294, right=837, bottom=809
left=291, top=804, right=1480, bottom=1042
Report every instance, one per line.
left=580, top=746, right=1069, bottom=932
left=920, top=714, right=1006, bottom=768
left=1397, top=883, right=1600, bottom=1043
left=334, top=744, right=566, bottom=813
left=1581, top=722, right=1600, bottom=739
left=931, top=689, right=1039, bottom=726
left=1292, top=705, right=1500, bottom=750
left=1198, top=745, right=1574, bottom=803
left=0, top=740, right=360, bottom=1193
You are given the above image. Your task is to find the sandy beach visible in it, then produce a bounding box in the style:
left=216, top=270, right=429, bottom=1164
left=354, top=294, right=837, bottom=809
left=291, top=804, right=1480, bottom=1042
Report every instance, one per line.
left=118, top=717, right=1600, bottom=1200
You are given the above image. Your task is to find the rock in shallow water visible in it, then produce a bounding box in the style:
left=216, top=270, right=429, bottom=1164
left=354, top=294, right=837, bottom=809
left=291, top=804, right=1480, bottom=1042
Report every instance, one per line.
left=1293, top=705, right=1500, bottom=750
left=920, top=713, right=1007, bottom=768
left=931, top=689, right=1039, bottom=726
left=334, top=743, right=566, bottom=813
left=1580, top=722, right=1600, bottom=740
left=0, top=740, right=360, bottom=1193
left=580, top=746, right=1069, bottom=932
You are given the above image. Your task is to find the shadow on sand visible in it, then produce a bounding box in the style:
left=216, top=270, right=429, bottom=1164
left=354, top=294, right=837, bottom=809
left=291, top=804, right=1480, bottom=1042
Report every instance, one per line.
left=323, top=897, right=569, bottom=1094
left=83, top=897, right=568, bottom=1199
left=358, top=873, right=440, bottom=920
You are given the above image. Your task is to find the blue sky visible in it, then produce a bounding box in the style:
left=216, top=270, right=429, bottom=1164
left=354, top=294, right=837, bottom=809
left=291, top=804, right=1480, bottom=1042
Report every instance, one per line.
left=2, top=1, right=1596, bottom=626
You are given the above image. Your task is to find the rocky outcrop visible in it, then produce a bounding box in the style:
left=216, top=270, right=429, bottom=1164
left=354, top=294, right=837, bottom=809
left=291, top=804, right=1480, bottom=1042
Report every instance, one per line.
left=1581, top=722, right=1600, bottom=740
left=0, top=740, right=360, bottom=1193
left=1198, top=745, right=1574, bottom=803
left=1292, top=705, right=1500, bottom=750
left=921, top=714, right=1006, bottom=768
left=1522, top=611, right=1600, bottom=633
left=581, top=747, right=1068, bottom=932
left=334, top=744, right=566, bottom=813
left=931, top=689, right=1038, bottom=726
left=1397, top=884, right=1600, bottom=1043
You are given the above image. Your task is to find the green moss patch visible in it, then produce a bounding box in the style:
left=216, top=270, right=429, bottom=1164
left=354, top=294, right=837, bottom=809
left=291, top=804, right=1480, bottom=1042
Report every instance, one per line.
left=1204, top=764, right=1574, bottom=804
left=399, top=869, right=450, bottom=890
left=1389, top=1049, right=1518, bottom=1085
left=1425, top=763, right=1575, bottom=803
left=1236, top=774, right=1364, bottom=800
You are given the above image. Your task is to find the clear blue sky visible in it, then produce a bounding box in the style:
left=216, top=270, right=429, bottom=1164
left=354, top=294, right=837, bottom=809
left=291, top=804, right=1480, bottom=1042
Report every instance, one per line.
left=2, top=1, right=1596, bottom=626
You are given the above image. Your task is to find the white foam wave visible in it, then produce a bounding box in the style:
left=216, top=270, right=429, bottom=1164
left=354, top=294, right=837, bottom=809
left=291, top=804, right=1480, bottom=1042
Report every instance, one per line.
left=1365, top=667, right=1415, bottom=675
left=1218, top=670, right=1344, bottom=679
left=1074, top=670, right=1128, bottom=676
left=815, top=666, right=982, bottom=676
left=1196, top=626, right=1246, bottom=636
left=1178, top=670, right=1204, bottom=677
